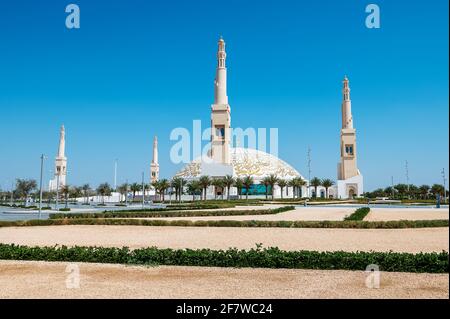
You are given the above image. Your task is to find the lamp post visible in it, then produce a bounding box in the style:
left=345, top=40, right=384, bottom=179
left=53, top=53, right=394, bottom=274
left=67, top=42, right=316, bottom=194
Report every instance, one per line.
left=141, top=172, right=145, bottom=208
left=10, top=181, right=14, bottom=206
left=114, top=159, right=118, bottom=191
left=55, top=174, right=60, bottom=211
left=125, top=179, right=129, bottom=206
left=442, top=168, right=447, bottom=203
left=38, top=154, right=46, bottom=219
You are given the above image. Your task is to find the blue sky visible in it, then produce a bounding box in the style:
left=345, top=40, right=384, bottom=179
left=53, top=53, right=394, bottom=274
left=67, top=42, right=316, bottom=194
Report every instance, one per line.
left=0, top=0, right=448, bottom=191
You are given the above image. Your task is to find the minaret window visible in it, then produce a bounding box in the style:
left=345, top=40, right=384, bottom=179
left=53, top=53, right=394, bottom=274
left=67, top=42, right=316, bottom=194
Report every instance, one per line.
left=345, top=144, right=354, bottom=156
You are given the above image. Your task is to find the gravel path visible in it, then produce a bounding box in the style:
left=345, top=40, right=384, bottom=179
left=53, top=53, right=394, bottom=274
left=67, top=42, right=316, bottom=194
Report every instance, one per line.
left=0, top=225, right=447, bottom=252
left=364, top=208, right=449, bottom=221
left=0, top=260, right=447, bottom=299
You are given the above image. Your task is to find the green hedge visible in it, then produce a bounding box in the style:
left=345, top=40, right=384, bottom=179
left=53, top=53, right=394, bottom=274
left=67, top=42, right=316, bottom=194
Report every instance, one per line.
left=344, top=207, right=371, bottom=221
left=49, top=206, right=295, bottom=219
left=0, top=217, right=447, bottom=229
left=0, top=243, right=447, bottom=273
left=58, top=208, right=71, bottom=212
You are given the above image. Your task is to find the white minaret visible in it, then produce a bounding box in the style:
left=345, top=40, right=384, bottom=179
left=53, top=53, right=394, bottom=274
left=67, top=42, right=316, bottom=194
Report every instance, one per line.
left=49, top=125, right=67, bottom=191
left=336, top=76, right=363, bottom=198
left=150, top=136, right=159, bottom=183
left=210, top=37, right=231, bottom=164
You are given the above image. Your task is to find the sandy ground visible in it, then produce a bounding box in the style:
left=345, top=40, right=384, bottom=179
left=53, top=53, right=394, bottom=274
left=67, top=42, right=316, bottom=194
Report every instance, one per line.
left=152, top=206, right=353, bottom=222
left=0, top=260, right=447, bottom=299
left=364, top=208, right=449, bottom=221
left=0, top=225, right=447, bottom=253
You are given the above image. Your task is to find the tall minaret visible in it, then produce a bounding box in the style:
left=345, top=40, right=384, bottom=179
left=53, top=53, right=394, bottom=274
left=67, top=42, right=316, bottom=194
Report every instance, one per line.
left=150, top=136, right=159, bottom=183
left=49, top=125, right=67, bottom=190
left=338, top=76, right=359, bottom=181
left=210, top=37, right=231, bottom=164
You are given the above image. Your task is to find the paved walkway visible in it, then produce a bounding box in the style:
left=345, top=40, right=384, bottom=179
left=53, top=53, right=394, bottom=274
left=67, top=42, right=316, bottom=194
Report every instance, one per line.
left=0, top=261, right=447, bottom=298
left=0, top=225, right=447, bottom=253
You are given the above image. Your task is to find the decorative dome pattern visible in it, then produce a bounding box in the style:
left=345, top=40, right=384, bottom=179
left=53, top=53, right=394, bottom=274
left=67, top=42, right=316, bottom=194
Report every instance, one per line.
left=176, top=147, right=303, bottom=180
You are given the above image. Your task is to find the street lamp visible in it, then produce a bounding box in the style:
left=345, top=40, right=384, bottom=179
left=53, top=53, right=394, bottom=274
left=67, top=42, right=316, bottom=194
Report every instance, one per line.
left=141, top=172, right=145, bottom=208
left=38, top=154, right=46, bottom=219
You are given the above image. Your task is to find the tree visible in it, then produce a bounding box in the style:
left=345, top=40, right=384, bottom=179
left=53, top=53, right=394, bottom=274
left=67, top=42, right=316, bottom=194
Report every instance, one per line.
left=117, top=183, right=128, bottom=203
left=130, top=183, right=141, bottom=202
left=97, top=183, right=112, bottom=205
left=211, top=178, right=224, bottom=200
left=82, top=184, right=91, bottom=204
left=222, top=175, right=235, bottom=200
left=158, top=179, right=170, bottom=202
left=60, top=185, right=71, bottom=208
left=288, top=177, right=306, bottom=199
left=171, top=177, right=185, bottom=201
left=430, top=184, right=445, bottom=197
left=309, top=177, right=321, bottom=198
left=15, top=179, right=37, bottom=206
left=277, top=179, right=287, bottom=199
left=320, top=179, right=334, bottom=199
left=243, top=176, right=254, bottom=201
left=199, top=176, right=211, bottom=201
left=267, top=174, right=279, bottom=200
left=419, top=185, right=430, bottom=199
left=260, top=177, right=270, bottom=200
left=186, top=180, right=201, bottom=201
left=71, top=186, right=83, bottom=203
left=234, top=177, right=244, bottom=200
left=394, top=184, right=408, bottom=198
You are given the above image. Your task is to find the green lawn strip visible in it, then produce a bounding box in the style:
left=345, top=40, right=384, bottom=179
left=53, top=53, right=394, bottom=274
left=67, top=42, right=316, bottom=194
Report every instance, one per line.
left=0, top=218, right=448, bottom=229
left=0, top=243, right=447, bottom=273
left=49, top=206, right=294, bottom=219
left=344, top=207, right=371, bottom=221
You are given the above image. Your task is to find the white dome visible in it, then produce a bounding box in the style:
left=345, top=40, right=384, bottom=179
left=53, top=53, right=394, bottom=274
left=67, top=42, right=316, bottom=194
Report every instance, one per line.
left=176, top=147, right=304, bottom=180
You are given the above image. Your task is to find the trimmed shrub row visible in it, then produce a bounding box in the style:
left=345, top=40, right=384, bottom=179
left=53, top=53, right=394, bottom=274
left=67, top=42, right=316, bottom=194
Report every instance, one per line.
left=0, top=243, right=447, bottom=273
left=1, top=217, right=448, bottom=229
left=49, top=206, right=295, bottom=219
left=344, top=207, right=371, bottom=221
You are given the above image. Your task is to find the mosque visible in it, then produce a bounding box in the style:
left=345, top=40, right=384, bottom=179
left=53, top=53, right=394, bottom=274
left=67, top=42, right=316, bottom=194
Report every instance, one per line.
left=171, top=37, right=364, bottom=199
left=48, top=37, right=363, bottom=199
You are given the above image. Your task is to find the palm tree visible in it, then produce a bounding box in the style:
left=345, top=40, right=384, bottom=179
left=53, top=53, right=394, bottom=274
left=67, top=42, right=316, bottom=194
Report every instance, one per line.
left=260, top=177, right=271, bottom=200
left=222, top=175, right=235, bottom=200
left=117, top=183, right=128, bottom=203
left=82, top=184, right=91, bottom=204
left=71, top=186, right=83, bottom=203
left=430, top=184, right=445, bottom=197
left=198, top=176, right=211, bottom=201
left=394, top=184, right=408, bottom=198
left=186, top=180, right=201, bottom=201
left=267, top=174, right=278, bottom=199
left=309, top=177, right=321, bottom=198
left=60, top=185, right=71, bottom=208
left=15, top=179, right=37, bottom=206
left=234, top=177, right=244, bottom=200
left=321, top=179, right=335, bottom=199
left=151, top=180, right=161, bottom=201
left=130, top=183, right=141, bottom=202
left=158, top=179, right=170, bottom=202
left=211, top=178, right=224, bottom=200
left=243, top=175, right=254, bottom=200
left=277, top=179, right=287, bottom=199
left=97, top=183, right=112, bottom=205
left=171, top=177, right=185, bottom=201
left=419, top=185, right=430, bottom=199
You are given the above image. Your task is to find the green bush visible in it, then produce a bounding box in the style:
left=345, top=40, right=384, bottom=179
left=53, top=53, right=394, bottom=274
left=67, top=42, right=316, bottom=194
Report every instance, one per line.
left=49, top=206, right=295, bottom=219
left=0, top=243, right=446, bottom=273
left=41, top=206, right=52, bottom=210
left=344, top=207, right=371, bottom=221
left=58, top=208, right=71, bottom=212
left=1, top=217, right=447, bottom=229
